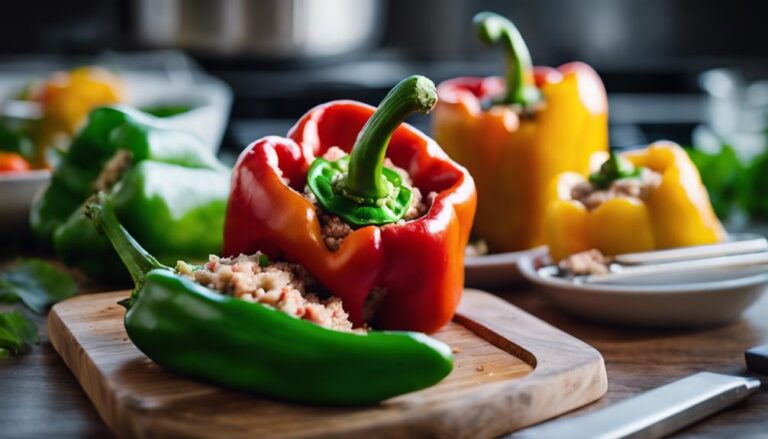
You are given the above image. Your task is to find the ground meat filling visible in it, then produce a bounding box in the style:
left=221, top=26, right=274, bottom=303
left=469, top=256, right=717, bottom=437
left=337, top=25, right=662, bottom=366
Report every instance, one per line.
left=558, top=249, right=610, bottom=276
left=570, top=168, right=662, bottom=211
left=177, top=254, right=359, bottom=333
left=93, top=149, right=133, bottom=192
left=303, top=146, right=436, bottom=252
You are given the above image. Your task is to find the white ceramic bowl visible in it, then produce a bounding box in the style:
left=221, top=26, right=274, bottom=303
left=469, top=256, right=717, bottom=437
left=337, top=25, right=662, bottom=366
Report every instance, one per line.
left=518, top=250, right=768, bottom=327
left=0, top=170, right=50, bottom=235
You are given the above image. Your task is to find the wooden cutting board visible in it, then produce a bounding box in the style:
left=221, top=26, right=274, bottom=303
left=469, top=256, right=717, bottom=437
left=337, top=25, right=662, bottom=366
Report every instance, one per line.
left=49, top=289, right=607, bottom=439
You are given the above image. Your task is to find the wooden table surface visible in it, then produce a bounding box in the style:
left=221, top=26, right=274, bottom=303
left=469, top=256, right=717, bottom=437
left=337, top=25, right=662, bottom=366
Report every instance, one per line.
left=1, top=274, right=766, bottom=438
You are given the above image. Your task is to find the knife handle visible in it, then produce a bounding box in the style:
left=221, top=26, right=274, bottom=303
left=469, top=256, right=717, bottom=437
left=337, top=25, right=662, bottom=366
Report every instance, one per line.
left=512, top=372, right=760, bottom=439
left=746, top=344, right=768, bottom=374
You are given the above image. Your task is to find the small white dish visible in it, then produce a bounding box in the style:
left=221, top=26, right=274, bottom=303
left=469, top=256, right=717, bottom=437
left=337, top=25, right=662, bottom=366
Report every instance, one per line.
left=0, top=170, right=50, bottom=234
left=464, top=246, right=547, bottom=287
left=518, top=249, right=768, bottom=327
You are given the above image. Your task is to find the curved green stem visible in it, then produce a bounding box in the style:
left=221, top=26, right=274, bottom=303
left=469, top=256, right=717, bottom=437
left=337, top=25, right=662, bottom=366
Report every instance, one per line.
left=343, top=75, right=437, bottom=200
left=589, top=151, right=642, bottom=188
left=85, top=193, right=165, bottom=289
left=474, top=11, right=541, bottom=108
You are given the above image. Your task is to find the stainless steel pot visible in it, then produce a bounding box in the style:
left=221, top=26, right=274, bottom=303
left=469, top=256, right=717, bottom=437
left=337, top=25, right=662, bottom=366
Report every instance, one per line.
left=134, top=0, right=384, bottom=58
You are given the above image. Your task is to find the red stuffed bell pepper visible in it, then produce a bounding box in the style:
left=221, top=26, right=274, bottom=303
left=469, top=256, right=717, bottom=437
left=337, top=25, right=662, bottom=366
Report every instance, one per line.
left=224, top=76, right=477, bottom=333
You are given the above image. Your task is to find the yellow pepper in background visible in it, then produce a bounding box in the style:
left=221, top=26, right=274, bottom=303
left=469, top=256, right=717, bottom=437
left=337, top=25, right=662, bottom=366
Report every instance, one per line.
left=432, top=12, right=608, bottom=253
left=545, top=141, right=726, bottom=261
left=31, top=66, right=123, bottom=162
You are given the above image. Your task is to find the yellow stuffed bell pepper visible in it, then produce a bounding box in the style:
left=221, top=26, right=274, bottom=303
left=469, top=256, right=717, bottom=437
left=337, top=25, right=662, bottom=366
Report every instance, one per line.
left=545, top=141, right=726, bottom=261
left=432, top=12, right=608, bottom=253
left=29, top=66, right=123, bottom=165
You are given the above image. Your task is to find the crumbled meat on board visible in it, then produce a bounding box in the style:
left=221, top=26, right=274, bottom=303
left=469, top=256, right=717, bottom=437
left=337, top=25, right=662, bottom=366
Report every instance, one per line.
left=558, top=249, right=610, bottom=276
left=570, top=168, right=662, bottom=211
left=94, top=149, right=133, bottom=192
left=465, top=240, right=489, bottom=257
left=177, top=254, right=359, bottom=332
left=304, top=147, right=436, bottom=251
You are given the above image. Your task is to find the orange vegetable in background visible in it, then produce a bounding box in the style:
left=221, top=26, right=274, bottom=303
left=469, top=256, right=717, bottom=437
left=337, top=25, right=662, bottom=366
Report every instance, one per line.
left=0, top=152, right=31, bottom=173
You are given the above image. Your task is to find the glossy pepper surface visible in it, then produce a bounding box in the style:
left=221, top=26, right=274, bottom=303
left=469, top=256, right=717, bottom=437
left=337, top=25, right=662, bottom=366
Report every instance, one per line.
left=31, top=106, right=229, bottom=281
left=225, top=76, right=476, bottom=333
left=432, top=12, right=608, bottom=253
left=545, top=141, right=726, bottom=261
left=86, top=194, right=453, bottom=406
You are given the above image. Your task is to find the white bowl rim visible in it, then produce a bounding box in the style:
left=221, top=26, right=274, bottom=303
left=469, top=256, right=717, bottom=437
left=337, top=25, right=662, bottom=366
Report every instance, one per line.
left=518, top=250, right=768, bottom=295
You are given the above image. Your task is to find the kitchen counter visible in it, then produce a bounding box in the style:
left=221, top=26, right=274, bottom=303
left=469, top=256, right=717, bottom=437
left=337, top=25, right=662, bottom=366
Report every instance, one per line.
left=1, top=277, right=766, bottom=438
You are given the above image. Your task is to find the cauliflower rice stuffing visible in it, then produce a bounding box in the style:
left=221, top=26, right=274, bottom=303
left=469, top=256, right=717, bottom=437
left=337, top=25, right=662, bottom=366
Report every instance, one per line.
left=570, top=168, right=662, bottom=211
left=304, top=147, right=437, bottom=251
left=177, top=254, right=359, bottom=333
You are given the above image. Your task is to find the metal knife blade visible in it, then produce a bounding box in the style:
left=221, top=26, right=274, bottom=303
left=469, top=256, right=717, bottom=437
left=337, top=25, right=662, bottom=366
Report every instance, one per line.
left=511, top=372, right=761, bottom=439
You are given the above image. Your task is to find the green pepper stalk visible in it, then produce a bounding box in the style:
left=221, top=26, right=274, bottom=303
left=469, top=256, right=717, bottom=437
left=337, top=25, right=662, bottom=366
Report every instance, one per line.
left=474, top=11, right=542, bottom=108
left=84, top=193, right=454, bottom=406
left=307, top=75, right=437, bottom=227
left=589, top=151, right=643, bottom=189
left=85, top=194, right=166, bottom=307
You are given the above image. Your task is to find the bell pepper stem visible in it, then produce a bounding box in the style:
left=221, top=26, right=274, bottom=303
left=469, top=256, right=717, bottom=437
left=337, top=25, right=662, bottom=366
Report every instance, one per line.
left=343, top=75, right=437, bottom=200
left=474, top=12, right=540, bottom=108
left=590, top=151, right=641, bottom=188
left=85, top=193, right=165, bottom=288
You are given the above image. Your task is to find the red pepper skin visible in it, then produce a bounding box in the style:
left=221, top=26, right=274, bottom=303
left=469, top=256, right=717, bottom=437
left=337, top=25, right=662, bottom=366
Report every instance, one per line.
left=224, top=101, right=476, bottom=333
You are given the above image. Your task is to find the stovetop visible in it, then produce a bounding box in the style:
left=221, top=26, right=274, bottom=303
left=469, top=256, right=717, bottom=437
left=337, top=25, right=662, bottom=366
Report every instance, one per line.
left=203, top=56, right=712, bottom=157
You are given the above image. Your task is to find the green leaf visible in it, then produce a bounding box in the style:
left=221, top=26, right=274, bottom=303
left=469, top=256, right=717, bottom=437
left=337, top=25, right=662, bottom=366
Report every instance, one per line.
left=0, top=311, right=38, bottom=356
left=0, top=259, right=78, bottom=314
left=687, top=145, right=743, bottom=219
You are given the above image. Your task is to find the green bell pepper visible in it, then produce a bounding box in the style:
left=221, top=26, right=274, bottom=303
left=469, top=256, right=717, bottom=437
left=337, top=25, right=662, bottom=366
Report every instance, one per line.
left=85, top=194, right=454, bottom=406
left=30, top=106, right=229, bottom=282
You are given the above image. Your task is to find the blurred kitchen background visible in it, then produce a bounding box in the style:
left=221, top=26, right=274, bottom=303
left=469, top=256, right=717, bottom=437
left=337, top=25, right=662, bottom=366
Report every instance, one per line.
left=3, top=0, right=768, bottom=222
